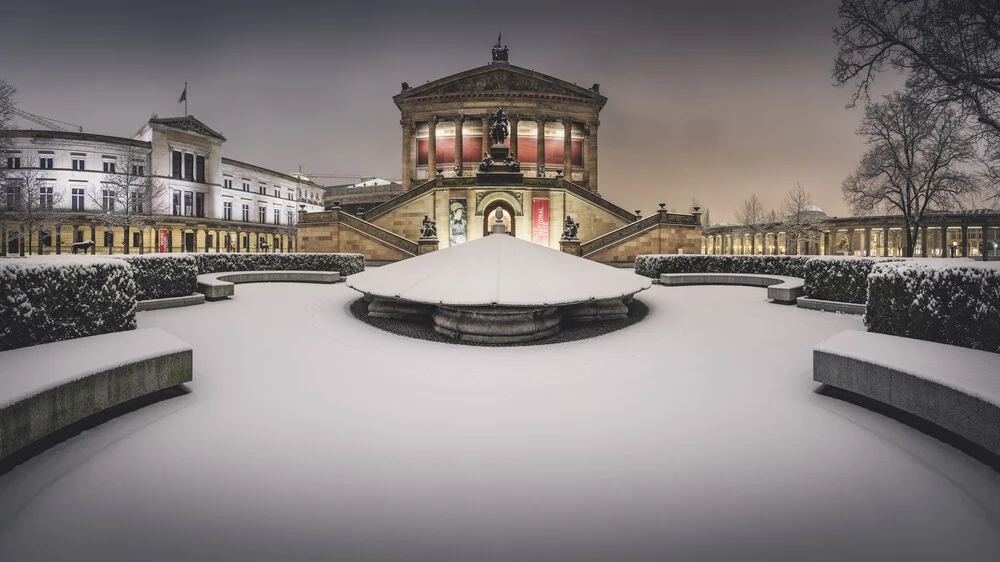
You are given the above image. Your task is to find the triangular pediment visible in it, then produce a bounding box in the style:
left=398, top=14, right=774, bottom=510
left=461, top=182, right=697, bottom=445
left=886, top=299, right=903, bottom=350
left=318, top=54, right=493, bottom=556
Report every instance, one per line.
left=149, top=115, right=227, bottom=142
left=394, top=64, right=606, bottom=105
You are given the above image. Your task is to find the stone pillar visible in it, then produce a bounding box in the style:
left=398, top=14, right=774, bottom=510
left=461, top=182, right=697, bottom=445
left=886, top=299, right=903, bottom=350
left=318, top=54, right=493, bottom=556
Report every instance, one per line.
left=562, top=118, right=573, bottom=178
left=961, top=225, right=969, bottom=257
left=481, top=114, right=491, bottom=156
left=401, top=120, right=413, bottom=190
left=90, top=225, right=97, bottom=254
left=865, top=228, right=872, bottom=256
left=216, top=230, right=220, bottom=252
left=536, top=116, right=546, bottom=177
left=559, top=238, right=581, bottom=256
left=55, top=224, right=61, bottom=255
left=920, top=226, right=928, bottom=257
left=418, top=237, right=439, bottom=255
left=586, top=120, right=599, bottom=191
left=883, top=227, right=889, bottom=257
left=454, top=116, right=464, bottom=175
left=427, top=117, right=437, bottom=178
left=509, top=114, right=519, bottom=160
left=847, top=229, right=855, bottom=255
left=940, top=227, right=948, bottom=257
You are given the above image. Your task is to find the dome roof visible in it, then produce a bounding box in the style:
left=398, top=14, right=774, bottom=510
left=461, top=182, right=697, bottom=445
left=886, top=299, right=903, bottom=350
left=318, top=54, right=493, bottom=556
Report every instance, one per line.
left=346, top=234, right=651, bottom=307
left=804, top=205, right=826, bottom=214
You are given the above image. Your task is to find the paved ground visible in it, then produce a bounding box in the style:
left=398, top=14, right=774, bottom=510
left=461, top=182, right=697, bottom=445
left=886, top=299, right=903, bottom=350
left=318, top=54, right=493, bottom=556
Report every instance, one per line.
left=1, top=282, right=998, bottom=561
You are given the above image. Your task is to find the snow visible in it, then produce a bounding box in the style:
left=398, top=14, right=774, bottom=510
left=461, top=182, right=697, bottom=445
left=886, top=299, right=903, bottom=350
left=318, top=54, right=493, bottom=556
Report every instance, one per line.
left=817, top=330, right=1000, bottom=407
left=347, top=234, right=652, bottom=306
left=1, top=283, right=999, bottom=561
left=0, top=328, right=191, bottom=409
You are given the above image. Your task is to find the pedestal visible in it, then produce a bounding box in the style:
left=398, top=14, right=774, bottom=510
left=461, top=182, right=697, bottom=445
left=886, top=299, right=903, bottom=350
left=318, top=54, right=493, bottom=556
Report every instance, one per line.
left=559, top=238, right=581, bottom=256
left=490, top=144, right=509, bottom=161
left=418, top=237, right=439, bottom=255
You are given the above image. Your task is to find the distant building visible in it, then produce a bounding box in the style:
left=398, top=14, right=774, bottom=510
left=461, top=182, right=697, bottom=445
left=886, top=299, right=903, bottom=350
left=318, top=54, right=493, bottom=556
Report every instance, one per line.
left=702, top=206, right=1000, bottom=257
left=323, top=177, right=404, bottom=216
left=1, top=115, right=325, bottom=255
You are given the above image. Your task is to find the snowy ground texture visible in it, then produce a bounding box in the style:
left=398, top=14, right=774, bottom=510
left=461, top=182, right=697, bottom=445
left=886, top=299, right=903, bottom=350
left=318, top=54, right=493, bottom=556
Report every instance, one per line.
left=1, top=282, right=999, bottom=561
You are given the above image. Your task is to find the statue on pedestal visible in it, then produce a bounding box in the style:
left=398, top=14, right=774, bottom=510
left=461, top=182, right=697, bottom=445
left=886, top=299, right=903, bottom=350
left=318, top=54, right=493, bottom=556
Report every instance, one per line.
left=562, top=216, right=579, bottom=240
left=490, top=107, right=509, bottom=145
left=491, top=207, right=508, bottom=234
left=420, top=215, right=437, bottom=239
left=491, top=33, right=509, bottom=63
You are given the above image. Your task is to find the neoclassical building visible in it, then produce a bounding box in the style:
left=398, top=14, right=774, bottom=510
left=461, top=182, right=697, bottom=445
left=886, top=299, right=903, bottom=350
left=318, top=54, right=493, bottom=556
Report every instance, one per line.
left=701, top=207, right=1000, bottom=258
left=299, top=43, right=702, bottom=263
left=1, top=116, right=325, bottom=255
left=395, top=47, right=605, bottom=191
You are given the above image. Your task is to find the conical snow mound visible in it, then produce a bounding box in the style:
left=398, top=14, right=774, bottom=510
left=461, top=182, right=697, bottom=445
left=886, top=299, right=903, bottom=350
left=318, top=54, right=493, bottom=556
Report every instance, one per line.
left=346, top=234, right=651, bottom=307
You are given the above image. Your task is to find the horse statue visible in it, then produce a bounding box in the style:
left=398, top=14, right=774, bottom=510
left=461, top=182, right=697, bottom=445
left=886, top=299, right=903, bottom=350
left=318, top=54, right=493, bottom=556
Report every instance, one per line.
left=71, top=240, right=96, bottom=254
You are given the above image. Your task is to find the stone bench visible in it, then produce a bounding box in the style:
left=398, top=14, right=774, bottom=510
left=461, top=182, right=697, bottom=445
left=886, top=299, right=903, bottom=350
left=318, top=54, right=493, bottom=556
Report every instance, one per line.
left=136, top=293, right=206, bottom=312
left=196, top=270, right=340, bottom=301
left=0, top=328, right=193, bottom=463
left=658, top=273, right=804, bottom=304
left=814, top=329, right=1000, bottom=457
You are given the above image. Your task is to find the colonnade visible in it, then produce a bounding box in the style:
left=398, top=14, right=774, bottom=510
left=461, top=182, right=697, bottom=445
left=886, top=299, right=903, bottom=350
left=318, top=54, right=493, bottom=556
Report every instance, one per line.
left=402, top=114, right=598, bottom=191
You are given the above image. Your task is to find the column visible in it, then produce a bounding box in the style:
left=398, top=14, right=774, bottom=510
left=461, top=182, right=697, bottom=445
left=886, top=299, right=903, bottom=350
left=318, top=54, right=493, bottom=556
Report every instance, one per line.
left=961, top=225, right=969, bottom=257
left=562, top=118, right=573, bottom=177
left=55, top=224, right=62, bottom=255
left=883, top=227, right=889, bottom=257
left=865, top=228, right=872, bottom=256
left=481, top=114, right=491, bottom=154
left=920, top=226, right=928, bottom=257
left=454, top=116, right=464, bottom=175
left=401, top=120, right=413, bottom=190
left=427, top=116, right=437, bottom=177
left=940, top=227, right=947, bottom=257
left=847, top=229, right=855, bottom=255
left=536, top=116, right=546, bottom=176
left=509, top=114, right=519, bottom=160
left=586, top=120, right=599, bottom=191
left=90, top=225, right=97, bottom=254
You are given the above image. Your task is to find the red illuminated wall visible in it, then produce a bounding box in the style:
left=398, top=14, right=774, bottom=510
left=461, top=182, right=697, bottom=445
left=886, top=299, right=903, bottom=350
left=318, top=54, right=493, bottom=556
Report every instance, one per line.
left=417, top=137, right=487, bottom=166
left=514, top=139, right=583, bottom=166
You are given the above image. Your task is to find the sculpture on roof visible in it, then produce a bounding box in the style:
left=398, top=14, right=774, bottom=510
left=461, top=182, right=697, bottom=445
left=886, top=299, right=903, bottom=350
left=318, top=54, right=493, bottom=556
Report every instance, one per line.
left=492, top=33, right=509, bottom=63
left=490, top=106, right=509, bottom=145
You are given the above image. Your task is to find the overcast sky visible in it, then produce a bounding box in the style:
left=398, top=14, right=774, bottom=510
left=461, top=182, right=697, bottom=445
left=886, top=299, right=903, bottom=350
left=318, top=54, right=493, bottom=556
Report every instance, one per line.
left=0, top=0, right=900, bottom=221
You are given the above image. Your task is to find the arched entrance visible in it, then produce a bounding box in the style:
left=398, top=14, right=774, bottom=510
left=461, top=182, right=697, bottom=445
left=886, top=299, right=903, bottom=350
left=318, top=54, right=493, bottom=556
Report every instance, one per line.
left=483, top=201, right=515, bottom=236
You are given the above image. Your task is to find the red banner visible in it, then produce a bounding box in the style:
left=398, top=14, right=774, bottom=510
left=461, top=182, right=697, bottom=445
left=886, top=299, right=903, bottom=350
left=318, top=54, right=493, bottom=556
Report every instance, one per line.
left=158, top=230, right=169, bottom=253
left=531, top=198, right=549, bottom=245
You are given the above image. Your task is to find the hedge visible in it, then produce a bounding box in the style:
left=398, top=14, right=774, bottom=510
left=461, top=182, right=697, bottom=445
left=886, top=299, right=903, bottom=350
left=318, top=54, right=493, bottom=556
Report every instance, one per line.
left=803, top=257, right=902, bottom=304
left=192, top=252, right=365, bottom=276
left=634, top=254, right=810, bottom=278
left=866, top=261, right=1000, bottom=353
left=0, top=257, right=136, bottom=352
left=118, top=255, right=197, bottom=301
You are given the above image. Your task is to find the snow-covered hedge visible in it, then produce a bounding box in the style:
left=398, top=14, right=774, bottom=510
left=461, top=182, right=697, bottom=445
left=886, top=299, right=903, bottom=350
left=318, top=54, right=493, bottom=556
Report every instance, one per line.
left=866, top=261, right=1000, bottom=353
left=192, top=252, right=365, bottom=276
left=0, top=257, right=136, bottom=352
left=804, top=257, right=902, bottom=304
left=635, top=255, right=810, bottom=278
left=118, top=255, right=197, bottom=301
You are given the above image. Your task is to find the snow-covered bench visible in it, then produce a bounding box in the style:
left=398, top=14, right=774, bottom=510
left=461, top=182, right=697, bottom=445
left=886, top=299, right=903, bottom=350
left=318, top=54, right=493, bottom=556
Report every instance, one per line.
left=0, top=328, right=193, bottom=463
left=196, top=270, right=341, bottom=301
left=814, top=330, right=1000, bottom=457
left=658, top=273, right=804, bottom=304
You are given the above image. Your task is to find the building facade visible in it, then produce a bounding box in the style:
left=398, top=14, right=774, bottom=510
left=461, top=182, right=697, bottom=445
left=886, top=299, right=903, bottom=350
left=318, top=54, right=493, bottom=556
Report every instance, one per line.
left=702, top=207, right=1000, bottom=258
left=299, top=44, right=702, bottom=264
left=394, top=46, right=606, bottom=191
left=1, top=115, right=325, bottom=256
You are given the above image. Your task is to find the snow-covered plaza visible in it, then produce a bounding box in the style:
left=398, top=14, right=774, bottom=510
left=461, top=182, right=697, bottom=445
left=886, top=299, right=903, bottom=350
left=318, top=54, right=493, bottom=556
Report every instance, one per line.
left=1, top=281, right=999, bottom=561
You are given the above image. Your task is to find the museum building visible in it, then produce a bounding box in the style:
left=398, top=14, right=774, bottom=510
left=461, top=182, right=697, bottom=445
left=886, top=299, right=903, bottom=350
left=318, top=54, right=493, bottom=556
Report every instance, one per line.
left=299, top=42, right=702, bottom=263
left=1, top=116, right=326, bottom=256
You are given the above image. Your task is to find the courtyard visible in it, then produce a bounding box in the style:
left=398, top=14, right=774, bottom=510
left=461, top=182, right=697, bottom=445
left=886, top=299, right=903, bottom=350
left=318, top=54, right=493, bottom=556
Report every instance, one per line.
left=0, top=281, right=998, bottom=561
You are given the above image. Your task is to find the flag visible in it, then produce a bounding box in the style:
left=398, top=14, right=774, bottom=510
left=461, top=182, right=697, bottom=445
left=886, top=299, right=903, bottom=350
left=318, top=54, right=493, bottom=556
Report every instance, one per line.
left=497, top=31, right=502, bottom=45
left=178, top=83, right=187, bottom=104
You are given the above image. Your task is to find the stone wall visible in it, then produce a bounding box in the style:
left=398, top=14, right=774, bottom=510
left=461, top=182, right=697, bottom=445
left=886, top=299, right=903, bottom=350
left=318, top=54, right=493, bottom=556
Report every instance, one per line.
left=372, top=193, right=436, bottom=242
left=298, top=220, right=411, bottom=261
left=564, top=194, right=630, bottom=242
left=587, top=225, right=702, bottom=264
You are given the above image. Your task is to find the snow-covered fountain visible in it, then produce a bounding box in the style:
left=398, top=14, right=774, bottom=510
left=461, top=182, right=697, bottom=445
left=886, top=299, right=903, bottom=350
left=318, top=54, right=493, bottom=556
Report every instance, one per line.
left=346, top=226, right=651, bottom=344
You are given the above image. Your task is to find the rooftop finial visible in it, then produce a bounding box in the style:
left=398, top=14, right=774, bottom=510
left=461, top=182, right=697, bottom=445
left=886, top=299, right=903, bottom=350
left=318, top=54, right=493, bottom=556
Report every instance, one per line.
left=492, top=32, right=509, bottom=64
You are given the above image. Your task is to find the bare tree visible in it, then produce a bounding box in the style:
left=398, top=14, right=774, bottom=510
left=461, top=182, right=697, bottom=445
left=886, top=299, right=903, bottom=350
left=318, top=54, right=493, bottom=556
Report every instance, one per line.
left=88, top=144, right=166, bottom=254
left=0, top=159, right=64, bottom=256
left=735, top=194, right=767, bottom=254
left=833, top=0, right=1000, bottom=200
left=276, top=208, right=299, bottom=253
left=842, top=90, right=979, bottom=256
left=0, top=78, right=15, bottom=175
left=780, top=183, right=823, bottom=255
left=701, top=208, right=711, bottom=227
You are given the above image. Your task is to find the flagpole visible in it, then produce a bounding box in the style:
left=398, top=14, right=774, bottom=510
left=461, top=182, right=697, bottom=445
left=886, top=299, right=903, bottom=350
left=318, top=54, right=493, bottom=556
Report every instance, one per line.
left=184, top=82, right=188, bottom=117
